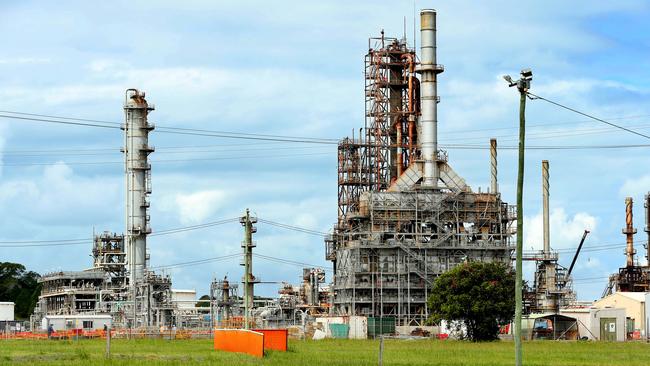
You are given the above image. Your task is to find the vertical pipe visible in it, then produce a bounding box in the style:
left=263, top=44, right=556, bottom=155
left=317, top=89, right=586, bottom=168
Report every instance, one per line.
left=490, top=139, right=498, bottom=194
left=623, top=197, right=637, bottom=267
left=244, top=209, right=251, bottom=329
left=403, top=53, right=415, bottom=167
left=542, top=160, right=550, bottom=256
left=396, top=122, right=403, bottom=176
left=645, top=193, right=650, bottom=266
left=418, top=9, right=443, bottom=187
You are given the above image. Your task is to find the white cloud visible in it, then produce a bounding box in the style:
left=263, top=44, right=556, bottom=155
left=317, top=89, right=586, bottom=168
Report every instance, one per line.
left=524, top=207, right=596, bottom=250
left=0, top=162, right=122, bottom=226
left=175, top=190, right=227, bottom=224
left=620, top=174, right=650, bottom=198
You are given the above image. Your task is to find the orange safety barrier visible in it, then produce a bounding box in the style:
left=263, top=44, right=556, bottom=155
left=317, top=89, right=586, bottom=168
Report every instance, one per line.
left=252, top=329, right=288, bottom=352
left=214, top=329, right=264, bottom=358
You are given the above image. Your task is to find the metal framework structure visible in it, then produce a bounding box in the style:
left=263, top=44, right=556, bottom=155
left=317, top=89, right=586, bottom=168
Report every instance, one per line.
left=34, top=89, right=177, bottom=330
left=524, top=160, right=576, bottom=313
left=327, top=10, right=515, bottom=326
left=604, top=196, right=650, bottom=295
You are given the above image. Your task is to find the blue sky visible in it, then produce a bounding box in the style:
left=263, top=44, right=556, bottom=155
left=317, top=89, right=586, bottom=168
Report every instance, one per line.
left=1, top=1, right=649, bottom=301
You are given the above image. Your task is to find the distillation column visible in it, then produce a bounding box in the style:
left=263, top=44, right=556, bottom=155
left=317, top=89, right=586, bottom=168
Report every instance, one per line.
left=240, top=209, right=258, bottom=329
left=418, top=9, right=444, bottom=187
left=490, top=138, right=498, bottom=194
left=623, top=197, right=637, bottom=267
left=123, top=89, right=154, bottom=288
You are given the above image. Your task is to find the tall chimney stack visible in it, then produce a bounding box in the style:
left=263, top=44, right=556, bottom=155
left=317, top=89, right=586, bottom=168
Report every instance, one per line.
left=490, top=138, right=498, bottom=194
left=542, top=160, right=550, bottom=256
left=623, top=197, right=637, bottom=267
left=418, top=9, right=444, bottom=187
left=645, top=193, right=650, bottom=265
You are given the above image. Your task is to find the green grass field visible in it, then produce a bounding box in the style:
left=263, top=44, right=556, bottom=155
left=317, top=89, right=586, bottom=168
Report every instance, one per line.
left=1, top=338, right=649, bottom=365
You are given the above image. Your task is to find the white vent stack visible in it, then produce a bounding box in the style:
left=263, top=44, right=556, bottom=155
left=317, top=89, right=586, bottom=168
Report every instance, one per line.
left=418, top=9, right=444, bottom=188
left=542, top=160, right=550, bottom=256
left=123, top=89, right=155, bottom=287
left=645, top=192, right=650, bottom=265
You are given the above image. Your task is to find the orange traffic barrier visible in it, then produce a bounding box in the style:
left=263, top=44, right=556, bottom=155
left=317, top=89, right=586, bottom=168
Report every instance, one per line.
left=214, top=329, right=264, bottom=358
left=252, top=329, right=288, bottom=352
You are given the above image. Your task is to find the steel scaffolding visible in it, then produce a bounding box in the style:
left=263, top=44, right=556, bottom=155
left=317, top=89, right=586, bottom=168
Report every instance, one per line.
left=327, top=22, right=514, bottom=326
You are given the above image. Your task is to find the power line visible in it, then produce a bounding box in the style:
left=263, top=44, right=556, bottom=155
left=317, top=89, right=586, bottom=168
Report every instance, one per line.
left=155, top=129, right=337, bottom=145
left=0, top=151, right=332, bottom=167
left=0, top=217, right=240, bottom=248
left=0, top=114, right=120, bottom=129
left=527, top=91, right=650, bottom=140
left=6, top=108, right=650, bottom=148
left=257, top=219, right=329, bottom=236
left=0, top=111, right=338, bottom=144
left=4, top=143, right=650, bottom=168
left=0, top=240, right=90, bottom=248
left=151, top=253, right=242, bottom=270
left=150, top=218, right=240, bottom=236
left=0, top=110, right=120, bottom=125
left=253, top=253, right=331, bottom=272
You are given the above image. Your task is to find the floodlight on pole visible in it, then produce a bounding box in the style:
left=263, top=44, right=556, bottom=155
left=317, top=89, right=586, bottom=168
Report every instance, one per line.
left=505, top=67, right=532, bottom=366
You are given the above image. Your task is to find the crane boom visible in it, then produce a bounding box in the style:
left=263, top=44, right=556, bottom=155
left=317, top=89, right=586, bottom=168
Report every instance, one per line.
left=566, top=230, right=590, bottom=280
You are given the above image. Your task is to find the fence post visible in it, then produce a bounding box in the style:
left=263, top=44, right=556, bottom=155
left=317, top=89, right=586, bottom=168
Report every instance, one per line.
left=378, top=335, right=384, bottom=366
left=105, top=327, right=111, bottom=358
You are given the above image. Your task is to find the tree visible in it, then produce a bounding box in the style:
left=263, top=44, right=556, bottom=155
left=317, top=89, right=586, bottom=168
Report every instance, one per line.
left=197, top=294, right=211, bottom=308
left=427, top=261, right=515, bottom=341
left=0, top=262, right=42, bottom=319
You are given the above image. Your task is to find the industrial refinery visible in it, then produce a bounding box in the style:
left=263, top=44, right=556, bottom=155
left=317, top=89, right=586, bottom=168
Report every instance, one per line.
left=2, top=3, right=650, bottom=365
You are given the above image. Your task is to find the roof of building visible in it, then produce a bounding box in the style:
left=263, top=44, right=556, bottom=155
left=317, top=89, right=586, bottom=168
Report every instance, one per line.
left=616, top=292, right=649, bottom=302
left=44, top=314, right=112, bottom=319
left=0, top=302, right=15, bottom=305
left=39, top=270, right=105, bottom=282
left=598, top=291, right=649, bottom=303
left=171, top=289, right=196, bottom=293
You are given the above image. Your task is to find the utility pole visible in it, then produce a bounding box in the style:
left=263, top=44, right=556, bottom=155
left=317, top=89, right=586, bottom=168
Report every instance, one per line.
left=240, top=209, right=257, bottom=330
left=105, top=326, right=111, bottom=358
left=504, top=68, right=532, bottom=366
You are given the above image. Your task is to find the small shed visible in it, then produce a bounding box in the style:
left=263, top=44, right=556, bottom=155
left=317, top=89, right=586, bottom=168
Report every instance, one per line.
left=589, top=307, right=626, bottom=341
left=594, top=292, right=647, bottom=338
left=533, top=314, right=579, bottom=340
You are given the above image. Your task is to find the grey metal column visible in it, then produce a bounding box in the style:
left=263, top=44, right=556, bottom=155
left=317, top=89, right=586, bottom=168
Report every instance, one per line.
left=418, top=9, right=444, bottom=187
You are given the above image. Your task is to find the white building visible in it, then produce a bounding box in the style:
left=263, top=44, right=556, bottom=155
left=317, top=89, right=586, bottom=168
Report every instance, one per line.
left=594, top=292, right=647, bottom=338
left=42, top=314, right=112, bottom=331
left=171, top=289, right=197, bottom=309
left=0, top=302, right=15, bottom=321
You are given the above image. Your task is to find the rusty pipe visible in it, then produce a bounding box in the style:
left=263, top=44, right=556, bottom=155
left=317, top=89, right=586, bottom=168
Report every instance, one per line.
left=622, top=197, right=637, bottom=267
left=402, top=53, right=416, bottom=166
left=490, top=139, right=497, bottom=194
left=396, top=119, right=403, bottom=176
